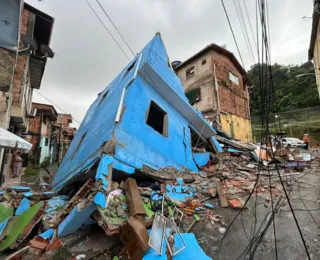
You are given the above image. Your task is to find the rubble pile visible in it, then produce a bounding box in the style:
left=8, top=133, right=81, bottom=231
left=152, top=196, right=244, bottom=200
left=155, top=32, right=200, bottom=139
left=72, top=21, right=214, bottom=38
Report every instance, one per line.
left=0, top=142, right=312, bottom=260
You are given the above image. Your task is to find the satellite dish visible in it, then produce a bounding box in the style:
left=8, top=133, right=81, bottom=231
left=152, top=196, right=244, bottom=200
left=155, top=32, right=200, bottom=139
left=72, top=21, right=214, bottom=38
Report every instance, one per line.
left=20, top=35, right=38, bottom=51
left=40, top=44, right=54, bottom=58
left=171, top=60, right=182, bottom=69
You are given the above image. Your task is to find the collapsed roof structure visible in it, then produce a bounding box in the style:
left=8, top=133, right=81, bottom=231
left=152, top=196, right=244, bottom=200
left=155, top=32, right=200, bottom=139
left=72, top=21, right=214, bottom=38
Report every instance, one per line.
left=51, top=33, right=222, bottom=192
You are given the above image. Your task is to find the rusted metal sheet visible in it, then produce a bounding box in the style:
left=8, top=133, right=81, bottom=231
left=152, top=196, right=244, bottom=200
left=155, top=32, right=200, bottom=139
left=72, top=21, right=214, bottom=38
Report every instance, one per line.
left=120, top=216, right=149, bottom=260
left=124, top=178, right=146, bottom=217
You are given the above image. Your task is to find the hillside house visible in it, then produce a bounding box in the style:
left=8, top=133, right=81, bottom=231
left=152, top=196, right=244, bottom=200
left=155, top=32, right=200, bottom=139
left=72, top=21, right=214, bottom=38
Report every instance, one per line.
left=0, top=1, right=54, bottom=185
left=28, top=103, right=58, bottom=165
left=53, top=114, right=76, bottom=163
left=174, top=44, right=252, bottom=142
left=51, top=34, right=222, bottom=192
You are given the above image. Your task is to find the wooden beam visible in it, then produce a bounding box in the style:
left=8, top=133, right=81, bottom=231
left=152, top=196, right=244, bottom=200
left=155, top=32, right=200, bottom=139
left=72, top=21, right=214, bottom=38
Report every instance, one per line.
left=215, top=180, right=228, bottom=208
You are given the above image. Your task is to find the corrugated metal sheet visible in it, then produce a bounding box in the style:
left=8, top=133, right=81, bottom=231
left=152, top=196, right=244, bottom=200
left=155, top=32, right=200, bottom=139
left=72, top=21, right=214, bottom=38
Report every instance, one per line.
left=29, top=56, right=46, bottom=89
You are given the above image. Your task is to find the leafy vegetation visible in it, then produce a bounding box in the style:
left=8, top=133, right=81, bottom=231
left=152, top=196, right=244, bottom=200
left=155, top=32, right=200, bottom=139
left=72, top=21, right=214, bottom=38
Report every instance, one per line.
left=24, top=164, right=40, bottom=178
left=249, top=62, right=320, bottom=145
left=248, top=62, right=320, bottom=116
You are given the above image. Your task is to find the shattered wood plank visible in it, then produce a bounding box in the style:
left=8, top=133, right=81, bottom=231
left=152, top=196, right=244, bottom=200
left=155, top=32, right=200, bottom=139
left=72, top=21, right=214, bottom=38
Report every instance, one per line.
left=215, top=180, right=228, bottom=208
left=214, top=135, right=255, bottom=151
left=141, top=165, right=194, bottom=183
left=120, top=216, right=149, bottom=260
left=5, top=246, right=30, bottom=260
left=102, top=138, right=117, bottom=155
left=125, top=178, right=146, bottom=217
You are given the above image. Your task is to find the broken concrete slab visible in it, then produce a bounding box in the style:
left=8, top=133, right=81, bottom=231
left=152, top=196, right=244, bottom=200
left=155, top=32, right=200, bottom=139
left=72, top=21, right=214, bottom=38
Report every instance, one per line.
left=15, top=198, right=30, bottom=216
left=143, top=233, right=211, bottom=260
left=58, top=202, right=96, bottom=237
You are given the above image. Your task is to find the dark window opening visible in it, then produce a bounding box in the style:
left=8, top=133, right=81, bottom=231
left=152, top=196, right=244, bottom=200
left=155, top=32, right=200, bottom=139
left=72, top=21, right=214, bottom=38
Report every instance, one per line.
left=202, top=59, right=206, bottom=65
left=186, top=66, right=195, bottom=80
left=72, top=132, right=87, bottom=159
left=33, top=15, right=53, bottom=56
left=123, top=61, right=136, bottom=79
left=146, top=101, right=168, bottom=136
left=186, top=88, right=201, bottom=105
left=98, top=90, right=109, bottom=106
left=190, top=127, right=206, bottom=150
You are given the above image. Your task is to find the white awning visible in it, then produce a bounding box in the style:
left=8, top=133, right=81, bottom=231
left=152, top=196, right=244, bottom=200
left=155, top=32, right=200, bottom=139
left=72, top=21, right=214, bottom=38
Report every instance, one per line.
left=0, top=128, right=32, bottom=150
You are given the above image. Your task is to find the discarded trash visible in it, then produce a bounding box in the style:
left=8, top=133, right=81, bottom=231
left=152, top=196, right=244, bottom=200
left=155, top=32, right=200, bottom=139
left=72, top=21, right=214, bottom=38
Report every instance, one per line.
left=228, top=198, right=245, bottom=209
left=219, top=227, right=226, bottom=234
left=204, top=203, right=214, bottom=209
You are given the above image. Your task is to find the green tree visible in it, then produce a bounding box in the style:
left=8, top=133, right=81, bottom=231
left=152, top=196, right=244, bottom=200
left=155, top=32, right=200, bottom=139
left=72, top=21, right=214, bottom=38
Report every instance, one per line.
left=248, top=62, right=320, bottom=116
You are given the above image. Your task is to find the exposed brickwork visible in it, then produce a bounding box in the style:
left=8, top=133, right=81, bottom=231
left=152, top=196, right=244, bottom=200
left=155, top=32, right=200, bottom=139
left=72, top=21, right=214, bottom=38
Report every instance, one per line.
left=56, top=114, right=73, bottom=128
left=211, top=51, right=249, bottom=119
left=176, top=47, right=250, bottom=120
left=175, top=45, right=252, bottom=141
left=32, top=103, right=56, bottom=112
left=0, top=9, right=31, bottom=129
left=29, top=117, right=41, bottom=134
left=12, top=10, right=30, bottom=107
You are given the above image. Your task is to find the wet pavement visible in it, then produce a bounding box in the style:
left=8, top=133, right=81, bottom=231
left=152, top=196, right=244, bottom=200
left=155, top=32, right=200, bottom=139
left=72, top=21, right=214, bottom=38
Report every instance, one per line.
left=181, top=150, right=320, bottom=260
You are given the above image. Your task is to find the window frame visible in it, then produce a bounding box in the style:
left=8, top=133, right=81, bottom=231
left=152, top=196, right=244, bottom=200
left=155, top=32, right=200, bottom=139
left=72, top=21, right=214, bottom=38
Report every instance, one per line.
left=186, top=88, right=201, bottom=105
left=186, top=66, right=195, bottom=80
left=229, top=72, right=239, bottom=85
left=145, top=101, right=168, bottom=137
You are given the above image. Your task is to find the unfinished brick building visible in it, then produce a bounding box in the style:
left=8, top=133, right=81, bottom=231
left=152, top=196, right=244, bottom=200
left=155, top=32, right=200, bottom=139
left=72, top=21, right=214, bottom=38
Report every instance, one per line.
left=0, top=1, right=54, bottom=183
left=174, top=44, right=252, bottom=142
left=53, top=114, right=76, bottom=163
left=0, top=2, right=54, bottom=134
left=28, top=103, right=57, bottom=165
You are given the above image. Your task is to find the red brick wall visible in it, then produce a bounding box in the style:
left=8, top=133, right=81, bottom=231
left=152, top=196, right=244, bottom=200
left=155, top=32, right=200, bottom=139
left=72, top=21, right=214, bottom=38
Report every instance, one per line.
left=29, top=117, right=40, bottom=134
left=57, top=114, right=72, bottom=127
left=12, top=10, right=30, bottom=107
left=211, top=51, right=249, bottom=119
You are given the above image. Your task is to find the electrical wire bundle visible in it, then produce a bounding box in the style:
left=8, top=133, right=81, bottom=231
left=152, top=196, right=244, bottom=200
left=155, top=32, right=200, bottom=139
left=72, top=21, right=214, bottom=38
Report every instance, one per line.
left=218, top=0, right=312, bottom=259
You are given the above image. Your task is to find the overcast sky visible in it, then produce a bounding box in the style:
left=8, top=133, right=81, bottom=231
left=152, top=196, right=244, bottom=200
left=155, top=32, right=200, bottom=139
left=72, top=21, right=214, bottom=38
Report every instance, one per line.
left=26, top=0, right=314, bottom=127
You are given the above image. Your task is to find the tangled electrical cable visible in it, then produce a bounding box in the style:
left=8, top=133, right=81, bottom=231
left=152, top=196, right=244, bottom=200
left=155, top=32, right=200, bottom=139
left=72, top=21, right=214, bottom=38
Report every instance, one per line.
left=218, top=0, right=312, bottom=259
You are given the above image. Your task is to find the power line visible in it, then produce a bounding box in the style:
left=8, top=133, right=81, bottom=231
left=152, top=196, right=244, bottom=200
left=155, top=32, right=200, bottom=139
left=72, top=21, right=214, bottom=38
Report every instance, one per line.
left=243, top=0, right=258, bottom=53
left=96, top=0, right=136, bottom=57
left=238, top=0, right=256, bottom=61
left=85, top=0, right=131, bottom=61
left=220, top=0, right=246, bottom=69
left=256, top=1, right=311, bottom=259
left=234, top=0, right=256, bottom=63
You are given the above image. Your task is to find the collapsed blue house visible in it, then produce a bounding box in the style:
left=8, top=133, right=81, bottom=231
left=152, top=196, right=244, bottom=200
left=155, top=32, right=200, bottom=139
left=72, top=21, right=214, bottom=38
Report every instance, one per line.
left=51, top=33, right=222, bottom=192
